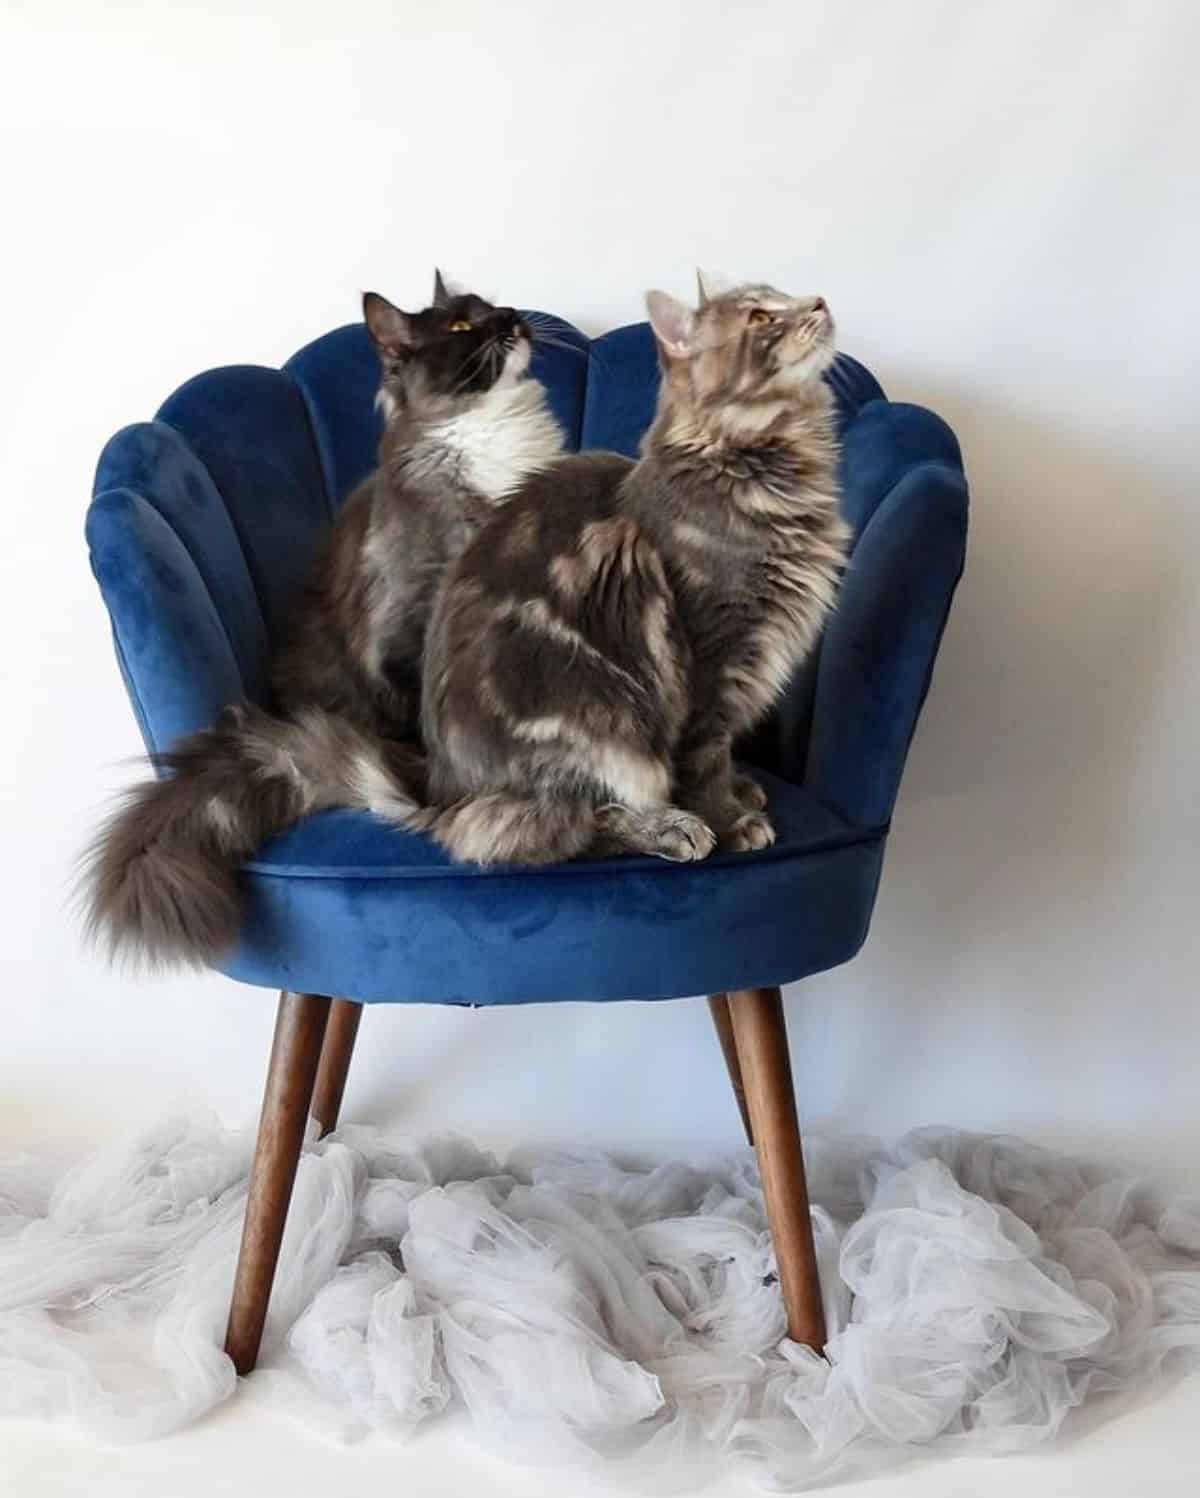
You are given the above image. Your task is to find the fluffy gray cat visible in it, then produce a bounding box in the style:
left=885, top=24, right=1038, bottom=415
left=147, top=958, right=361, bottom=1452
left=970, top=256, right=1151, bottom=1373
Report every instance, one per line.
left=275, top=273, right=565, bottom=737
left=85, top=274, right=564, bottom=965
left=419, top=278, right=850, bottom=863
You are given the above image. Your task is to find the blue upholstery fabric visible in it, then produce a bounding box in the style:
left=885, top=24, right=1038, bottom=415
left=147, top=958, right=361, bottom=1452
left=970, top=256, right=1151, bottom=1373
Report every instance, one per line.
left=93, top=423, right=271, bottom=711
left=154, top=367, right=334, bottom=650
left=86, top=310, right=967, bottom=1005
left=224, top=770, right=883, bottom=1004
left=86, top=489, right=248, bottom=752
left=284, top=324, right=385, bottom=508
left=806, top=406, right=967, bottom=826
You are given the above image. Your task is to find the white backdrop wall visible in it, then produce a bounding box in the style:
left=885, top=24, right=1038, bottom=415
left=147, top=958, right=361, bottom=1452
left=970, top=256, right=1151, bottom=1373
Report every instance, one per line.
left=1, top=1, right=1197, bottom=1182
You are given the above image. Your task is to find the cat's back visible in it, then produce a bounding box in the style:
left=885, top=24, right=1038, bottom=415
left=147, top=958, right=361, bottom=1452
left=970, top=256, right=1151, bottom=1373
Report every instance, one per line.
left=448, top=450, right=635, bottom=599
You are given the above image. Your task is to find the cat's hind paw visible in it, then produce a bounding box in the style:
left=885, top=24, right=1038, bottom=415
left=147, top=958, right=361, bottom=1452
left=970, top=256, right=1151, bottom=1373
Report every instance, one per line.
left=725, top=811, right=776, bottom=853
left=733, top=773, right=769, bottom=813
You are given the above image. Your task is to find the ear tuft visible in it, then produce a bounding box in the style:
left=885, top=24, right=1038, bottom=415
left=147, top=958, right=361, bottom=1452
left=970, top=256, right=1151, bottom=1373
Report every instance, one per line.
left=432, top=268, right=453, bottom=309
left=695, top=268, right=731, bottom=306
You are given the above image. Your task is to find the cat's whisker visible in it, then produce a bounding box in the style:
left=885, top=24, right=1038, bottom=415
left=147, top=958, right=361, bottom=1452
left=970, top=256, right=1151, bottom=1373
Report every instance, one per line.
left=451, top=338, right=503, bottom=393
left=531, top=334, right=586, bottom=359
left=450, top=355, right=488, bottom=393
left=527, top=318, right=584, bottom=340
left=523, top=313, right=589, bottom=353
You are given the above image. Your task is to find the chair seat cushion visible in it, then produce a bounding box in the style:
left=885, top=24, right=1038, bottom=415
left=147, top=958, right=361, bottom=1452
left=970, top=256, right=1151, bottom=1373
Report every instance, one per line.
left=220, top=771, right=886, bottom=1005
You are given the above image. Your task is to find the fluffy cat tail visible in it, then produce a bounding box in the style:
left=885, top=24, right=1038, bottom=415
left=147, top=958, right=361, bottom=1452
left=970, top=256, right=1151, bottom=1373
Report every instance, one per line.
left=81, top=704, right=425, bottom=969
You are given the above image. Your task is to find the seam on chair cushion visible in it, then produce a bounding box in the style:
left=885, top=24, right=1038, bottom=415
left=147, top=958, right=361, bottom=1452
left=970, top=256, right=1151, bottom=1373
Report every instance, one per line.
left=153, top=412, right=287, bottom=661
left=282, top=365, right=340, bottom=520
left=240, top=822, right=887, bottom=882
left=112, top=486, right=248, bottom=713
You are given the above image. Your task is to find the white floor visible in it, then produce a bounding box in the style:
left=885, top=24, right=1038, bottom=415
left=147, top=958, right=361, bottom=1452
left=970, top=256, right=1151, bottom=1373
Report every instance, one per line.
left=6, top=1004, right=1200, bottom=1498
left=4, top=1372, right=1198, bottom=1498
left=6, top=1093, right=1200, bottom=1497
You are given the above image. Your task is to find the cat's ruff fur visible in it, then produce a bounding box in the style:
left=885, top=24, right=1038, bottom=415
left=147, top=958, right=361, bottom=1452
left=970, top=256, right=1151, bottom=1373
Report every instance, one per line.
left=84, top=281, right=563, bottom=968
left=421, top=281, right=850, bottom=867
left=401, top=370, right=563, bottom=504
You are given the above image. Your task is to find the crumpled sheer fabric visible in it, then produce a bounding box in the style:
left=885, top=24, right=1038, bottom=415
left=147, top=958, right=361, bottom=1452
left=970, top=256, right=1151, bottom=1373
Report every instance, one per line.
left=2, top=1117, right=1199, bottom=1489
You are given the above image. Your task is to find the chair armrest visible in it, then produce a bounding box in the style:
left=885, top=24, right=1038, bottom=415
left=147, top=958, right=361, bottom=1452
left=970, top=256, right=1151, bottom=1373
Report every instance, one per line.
left=802, top=401, right=968, bottom=828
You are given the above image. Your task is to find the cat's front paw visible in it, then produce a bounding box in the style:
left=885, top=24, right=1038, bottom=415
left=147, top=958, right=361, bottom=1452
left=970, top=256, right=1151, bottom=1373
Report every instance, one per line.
left=725, top=811, right=776, bottom=853
left=733, top=773, right=769, bottom=813
left=649, top=809, right=717, bottom=862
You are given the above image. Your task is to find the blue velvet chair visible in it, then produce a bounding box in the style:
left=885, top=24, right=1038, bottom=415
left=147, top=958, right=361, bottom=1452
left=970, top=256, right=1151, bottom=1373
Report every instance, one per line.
left=86, top=311, right=968, bottom=1372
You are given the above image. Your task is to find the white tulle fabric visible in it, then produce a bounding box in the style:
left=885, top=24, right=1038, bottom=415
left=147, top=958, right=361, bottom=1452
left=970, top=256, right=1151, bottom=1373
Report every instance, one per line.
left=3, top=1117, right=1199, bottom=1488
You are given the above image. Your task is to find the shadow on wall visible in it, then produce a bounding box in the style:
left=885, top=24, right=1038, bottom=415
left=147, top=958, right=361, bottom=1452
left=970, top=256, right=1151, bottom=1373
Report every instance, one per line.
left=798, top=377, right=1190, bottom=1148
left=902, top=381, right=1184, bottom=812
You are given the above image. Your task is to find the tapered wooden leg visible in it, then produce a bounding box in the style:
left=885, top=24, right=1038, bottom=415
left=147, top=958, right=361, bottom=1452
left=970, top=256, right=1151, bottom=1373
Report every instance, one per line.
left=727, top=986, right=827, bottom=1351
left=224, top=991, right=331, bottom=1376
left=311, top=999, right=363, bottom=1138
left=707, top=993, right=755, bottom=1145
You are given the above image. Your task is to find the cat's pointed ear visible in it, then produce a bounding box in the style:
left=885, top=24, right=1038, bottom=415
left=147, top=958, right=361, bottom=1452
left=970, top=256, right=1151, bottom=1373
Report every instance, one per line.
left=695, top=268, right=729, bottom=306
left=432, top=268, right=453, bottom=309
left=363, top=292, right=414, bottom=357
left=645, top=290, right=696, bottom=360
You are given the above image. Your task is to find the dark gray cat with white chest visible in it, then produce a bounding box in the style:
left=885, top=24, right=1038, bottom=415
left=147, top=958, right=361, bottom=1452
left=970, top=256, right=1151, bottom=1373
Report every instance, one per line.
left=276, top=273, right=564, bottom=736
left=420, top=278, right=850, bottom=863
left=84, top=274, right=564, bottom=965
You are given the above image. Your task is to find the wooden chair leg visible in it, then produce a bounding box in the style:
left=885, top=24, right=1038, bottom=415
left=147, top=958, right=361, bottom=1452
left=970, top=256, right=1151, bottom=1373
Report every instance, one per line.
left=707, top=993, right=754, bottom=1145
left=727, top=986, right=827, bottom=1351
left=224, top=990, right=331, bottom=1376
left=311, top=998, right=363, bottom=1138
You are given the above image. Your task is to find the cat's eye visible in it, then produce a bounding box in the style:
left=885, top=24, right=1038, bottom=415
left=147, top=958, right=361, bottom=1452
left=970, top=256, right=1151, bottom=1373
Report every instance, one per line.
left=449, top=319, right=472, bottom=332
left=748, top=309, right=776, bottom=326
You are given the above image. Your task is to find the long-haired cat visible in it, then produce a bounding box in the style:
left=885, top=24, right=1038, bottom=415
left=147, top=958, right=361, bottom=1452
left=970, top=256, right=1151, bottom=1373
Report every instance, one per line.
left=275, top=272, right=564, bottom=737
left=84, top=274, right=564, bottom=966
left=419, top=279, right=849, bottom=863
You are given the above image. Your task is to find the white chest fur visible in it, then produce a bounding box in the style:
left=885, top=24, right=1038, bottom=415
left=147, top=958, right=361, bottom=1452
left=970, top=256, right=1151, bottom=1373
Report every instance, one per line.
left=428, top=380, right=564, bottom=502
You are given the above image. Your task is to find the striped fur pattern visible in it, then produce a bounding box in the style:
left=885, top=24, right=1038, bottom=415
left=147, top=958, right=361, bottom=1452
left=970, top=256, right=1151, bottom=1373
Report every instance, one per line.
left=421, top=280, right=850, bottom=865
left=85, top=275, right=564, bottom=967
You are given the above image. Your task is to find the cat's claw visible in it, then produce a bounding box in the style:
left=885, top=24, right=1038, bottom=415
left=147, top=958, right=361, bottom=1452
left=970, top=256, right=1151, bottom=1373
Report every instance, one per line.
left=726, top=811, right=776, bottom=853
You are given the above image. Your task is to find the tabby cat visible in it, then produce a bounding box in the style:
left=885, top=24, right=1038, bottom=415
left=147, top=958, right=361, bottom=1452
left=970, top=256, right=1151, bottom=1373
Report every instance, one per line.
left=85, top=274, right=564, bottom=965
left=418, top=278, right=849, bottom=864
